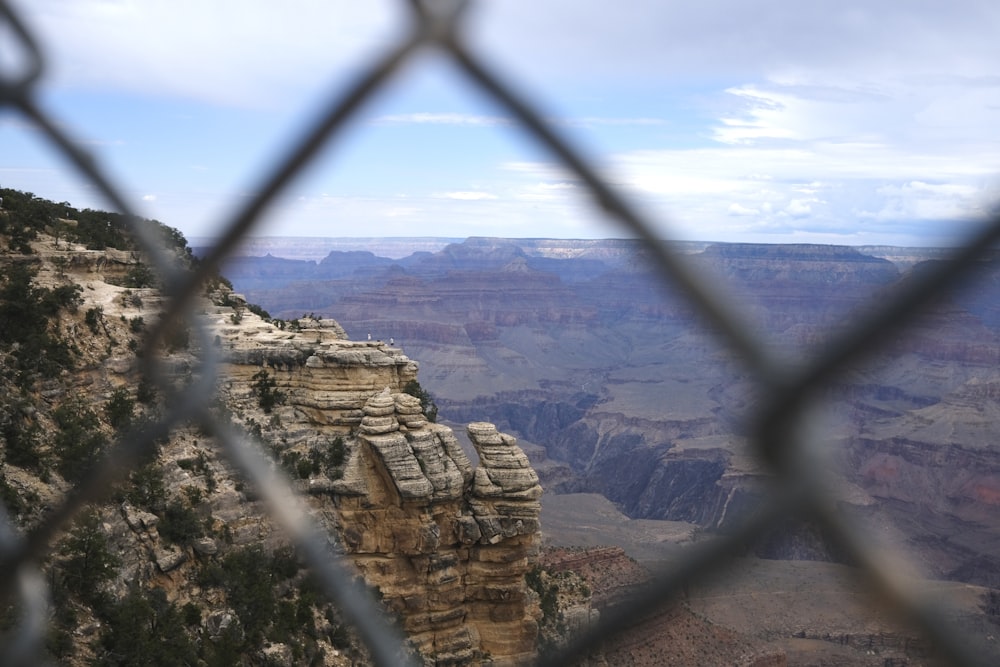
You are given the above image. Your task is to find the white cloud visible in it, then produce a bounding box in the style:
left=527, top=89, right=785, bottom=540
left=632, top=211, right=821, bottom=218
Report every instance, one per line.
left=728, top=203, right=758, bottom=216
left=383, top=206, right=420, bottom=218
left=142, top=194, right=157, bottom=202
left=435, top=191, right=499, bottom=201
left=80, top=138, right=126, bottom=147
left=501, top=162, right=576, bottom=181
left=0, top=117, right=41, bottom=132
left=515, top=181, right=577, bottom=201
left=374, top=113, right=513, bottom=127
left=470, top=1, right=1000, bottom=89
left=784, top=199, right=814, bottom=219
left=597, top=71, right=1000, bottom=238
left=407, top=114, right=669, bottom=132
left=713, top=83, right=895, bottom=146
left=10, top=1, right=1000, bottom=247
left=15, top=0, right=402, bottom=108
left=859, top=181, right=985, bottom=222
left=556, top=117, right=666, bottom=128
left=0, top=167, right=56, bottom=174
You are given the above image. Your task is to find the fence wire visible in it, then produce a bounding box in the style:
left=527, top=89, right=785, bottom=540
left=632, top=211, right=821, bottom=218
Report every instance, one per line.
left=1, top=0, right=998, bottom=665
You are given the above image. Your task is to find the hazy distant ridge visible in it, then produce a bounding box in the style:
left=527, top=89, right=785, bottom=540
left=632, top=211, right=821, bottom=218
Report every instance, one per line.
left=193, top=235, right=967, bottom=267
left=189, top=236, right=462, bottom=261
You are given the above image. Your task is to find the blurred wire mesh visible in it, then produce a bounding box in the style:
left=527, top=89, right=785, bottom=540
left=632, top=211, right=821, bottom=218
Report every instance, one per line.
left=2, top=0, right=999, bottom=665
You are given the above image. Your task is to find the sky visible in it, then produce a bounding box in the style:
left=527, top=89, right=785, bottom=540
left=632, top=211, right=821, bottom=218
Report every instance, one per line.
left=4, top=1, right=1000, bottom=246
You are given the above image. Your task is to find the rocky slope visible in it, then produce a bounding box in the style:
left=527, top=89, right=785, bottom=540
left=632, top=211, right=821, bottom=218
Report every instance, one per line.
left=0, top=212, right=544, bottom=665
left=532, top=546, right=785, bottom=667
left=535, top=496, right=1000, bottom=666
left=211, top=309, right=546, bottom=664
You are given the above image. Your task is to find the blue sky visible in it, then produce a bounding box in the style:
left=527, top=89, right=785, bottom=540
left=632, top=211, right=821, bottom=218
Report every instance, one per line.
left=4, top=1, right=1000, bottom=246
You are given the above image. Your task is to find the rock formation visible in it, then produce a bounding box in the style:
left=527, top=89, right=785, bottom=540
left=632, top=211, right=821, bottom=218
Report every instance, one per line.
left=340, top=400, right=542, bottom=664
left=0, top=218, right=545, bottom=665
left=211, top=303, right=544, bottom=665
left=12, top=193, right=1000, bottom=665
left=228, top=238, right=1000, bottom=589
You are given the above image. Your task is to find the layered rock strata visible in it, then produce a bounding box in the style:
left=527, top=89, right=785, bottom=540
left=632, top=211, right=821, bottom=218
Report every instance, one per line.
left=216, top=313, right=418, bottom=432
left=339, top=396, right=542, bottom=665
left=210, top=305, right=543, bottom=664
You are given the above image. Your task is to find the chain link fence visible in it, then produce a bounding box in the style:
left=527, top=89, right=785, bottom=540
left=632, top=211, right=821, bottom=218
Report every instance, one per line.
left=2, top=1, right=999, bottom=665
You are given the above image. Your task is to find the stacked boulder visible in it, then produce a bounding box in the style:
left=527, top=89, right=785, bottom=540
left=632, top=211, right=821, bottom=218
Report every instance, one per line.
left=359, top=388, right=398, bottom=435
left=358, top=388, right=471, bottom=502
left=467, top=422, right=542, bottom=543
left=340, top=390, right=543, bottom=665
left=464, top=422, right=543, bottom=664
left=394, top=392, right=427, bottom=430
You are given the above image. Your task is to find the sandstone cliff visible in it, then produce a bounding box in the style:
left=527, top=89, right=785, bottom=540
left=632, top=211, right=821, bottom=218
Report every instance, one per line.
left=190, top=293, right=546, bottom=665
left=0, top=222, right=544, bottom=665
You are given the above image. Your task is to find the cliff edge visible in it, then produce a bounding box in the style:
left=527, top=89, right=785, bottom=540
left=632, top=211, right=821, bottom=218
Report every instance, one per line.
left=0, top=217, right=543, bottom=665
left=209, top=294, right=544, bottom=665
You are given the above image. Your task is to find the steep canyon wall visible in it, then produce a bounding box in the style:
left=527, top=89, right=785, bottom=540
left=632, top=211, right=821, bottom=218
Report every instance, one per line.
left=212, top=311, right=544, bottom=665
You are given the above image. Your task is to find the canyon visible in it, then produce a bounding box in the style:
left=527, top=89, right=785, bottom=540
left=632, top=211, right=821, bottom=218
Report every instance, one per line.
left=0, top=204, right=545, bottom=666
left=216, top=235, right=1000, bottom=662
left=2, top=188, right=999, bottom=665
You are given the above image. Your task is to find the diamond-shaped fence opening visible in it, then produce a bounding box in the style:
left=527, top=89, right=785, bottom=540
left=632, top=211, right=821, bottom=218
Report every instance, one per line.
left=2, top=1, right=1000, bottom=665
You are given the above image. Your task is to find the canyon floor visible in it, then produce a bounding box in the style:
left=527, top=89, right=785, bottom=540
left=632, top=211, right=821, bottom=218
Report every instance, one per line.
left=541, top=492, right=999, bottom=665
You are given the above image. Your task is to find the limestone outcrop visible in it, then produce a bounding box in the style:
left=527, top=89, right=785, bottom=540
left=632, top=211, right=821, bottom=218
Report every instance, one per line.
left=335, top=394, right=542, bottom=665
left=21, top=265, right=544, bottom=666
left=206, top=299, right=543, bottom=665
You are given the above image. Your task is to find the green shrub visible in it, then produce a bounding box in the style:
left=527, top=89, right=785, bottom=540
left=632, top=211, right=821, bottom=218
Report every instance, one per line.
left=251, top=369, right=285, bottom=413
left=121, top=290, right=144, bottom=309
left=104, top=387, right=135, bottom=431
left=403, top=379, right=438, bottom=423
left=270, top=547, right=301, bottom=579
left=196, top=561, right=227, bottom=589
left=157, top=500, right=203, bottom=546
left=281, top=450, right=316, bottom=479
left=165, top=324, right=190, bottom=352
left=182, top=602, right=202, bottom=627
left=123, top=463, right=166, bottom=510
left=136, top=377, right=156, bottom=404
left=85, top=306, right=103, bottom=333
left=52, top=400, right=107, bottom=483
left=48, top=283, right=83, bottom=312
left=0, top=263, right=75, bottom=385
left=327, top=436, right=346, bottom=469
left=182, top=485, right=203, bottom=505
left=1, top=187, right=193, bottom=257
left=69, top=209, right=130, bottom=250
left=58, top=509, right=120, bottom=608
left=194, top=544, right=324, bottom=656
left=220, top=546, right=276, bottom=643
left=98, top=586, right=199, bottom=666
left=176, top=457, right=199, bottom=472
left=0, top=475, right=27, bottom=518
left=45, top=624, right=74, bottom=660
left=0, top=396, right=43, bottom=471
left=247, top=303, right=271, bottom=320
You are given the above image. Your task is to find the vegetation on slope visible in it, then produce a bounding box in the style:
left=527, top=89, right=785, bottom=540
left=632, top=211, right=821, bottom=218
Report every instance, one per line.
left=0, top=188, right=363, bottom=665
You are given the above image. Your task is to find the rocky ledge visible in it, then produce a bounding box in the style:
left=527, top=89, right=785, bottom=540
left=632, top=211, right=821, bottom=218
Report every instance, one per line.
left=208, top=297, right=544, bottom=665
left=341, top=398, right=543, bottom=665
